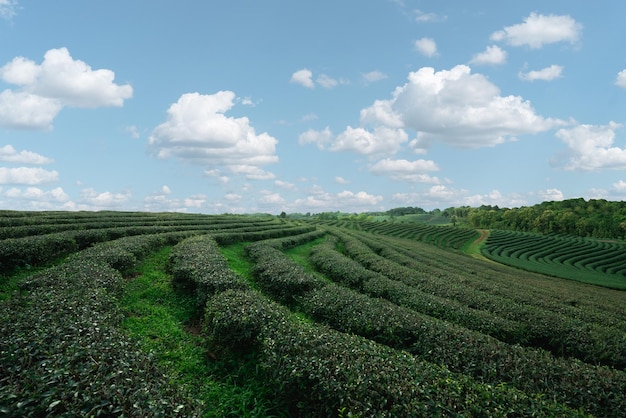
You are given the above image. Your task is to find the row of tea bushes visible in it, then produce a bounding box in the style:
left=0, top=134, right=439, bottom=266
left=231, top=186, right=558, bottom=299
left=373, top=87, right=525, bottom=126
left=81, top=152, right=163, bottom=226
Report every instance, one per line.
left=294, top=237, right=626, bottom=416
left=0, top=233, right=201, bottom=417
left=359, top=230, right=626, bottom=332
left=172, top=237, right=583, bottom=416
left=309, top=235, right=528, bottom=343
left=335, top=230, right=626, bottom=369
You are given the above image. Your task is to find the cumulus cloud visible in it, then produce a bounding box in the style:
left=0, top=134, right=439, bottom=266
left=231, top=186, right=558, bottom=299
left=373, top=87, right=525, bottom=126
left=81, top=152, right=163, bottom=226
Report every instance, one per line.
left=0, top=167, right=59, bottom=184
left=292, top=187, right=383, bottom=212
left=258, top=191, right=286, bottom=206
left=0, top=90, right=63, bottom=130
left=0, top=145, right=53, bottom=164
left=613, top=180, right=626, bottom=192
left=490, top=13, right=582, bottom=49
left=469, top=45, right=507, bottom=65
left=414, top=37, right=438, bottom=57
left=615, top=70, right=626, bottom=89
left=148, top=91, right=278, bottom=180
left=335, top=176, right=350, bottom=184
left=5, top=186, right=69, bottom=202
left=79, top=187, right=131, bottom=208
left=290, top=69, right=315, bottom=88
left=384, top=65, right=560, bottom=148
left=316, top=74, right=338, bottom=88
left=331, top=126, right=408, bottom=157
left=298, top=127, right=333, bottom=149
left=362, top=70, right=388, bottom=83
left=519, top=65, right=563, bottom=81
left=554, top=121, right=626, bottom=170
left=275, top=180, right=297, bottom=190
left=538, top=188, right=564, bottom=201
left=369, top=158, right=440, bottom=183
left=0, top=48, right=132, bottom=129
left=301, top=65, right=558, bottom=157
left=290, top=69, right=346, bottom=89
left=393, top=186, right=528, bottom=209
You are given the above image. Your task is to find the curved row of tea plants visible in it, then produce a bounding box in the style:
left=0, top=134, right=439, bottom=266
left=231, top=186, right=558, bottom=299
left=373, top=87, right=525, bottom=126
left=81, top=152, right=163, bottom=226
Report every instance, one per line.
left=172, top=234, right=585, bottom=417
left=307, top=218, right=479, bottom=250
left=0, top=212, right=316, bottom=416
left=251, top=236, right=626, bottom=417
left=0, top=232, right=204, bottom=417
left=329, top=229, right=626, bottom=369
left=482, top=229, right=626, bottom=289
left=0, top=214, right=310, bottom=273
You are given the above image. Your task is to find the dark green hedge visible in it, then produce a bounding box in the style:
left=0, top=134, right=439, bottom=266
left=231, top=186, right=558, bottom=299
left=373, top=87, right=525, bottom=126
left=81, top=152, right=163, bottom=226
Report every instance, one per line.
left=0, top=234, right=201, bottom=417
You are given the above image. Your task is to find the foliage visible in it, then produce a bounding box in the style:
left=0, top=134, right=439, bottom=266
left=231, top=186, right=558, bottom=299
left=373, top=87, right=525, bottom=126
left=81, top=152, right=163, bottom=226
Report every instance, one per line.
left=0, top=235, right=201, bottom=417
left=482, top=229, right=626, bottom=289
left=462, top=198, right=626, bottom=239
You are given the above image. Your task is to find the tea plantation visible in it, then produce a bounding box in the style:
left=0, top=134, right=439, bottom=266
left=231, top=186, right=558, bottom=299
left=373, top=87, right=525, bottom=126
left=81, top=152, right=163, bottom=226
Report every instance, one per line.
left=1, top=210, right=625, bottom=417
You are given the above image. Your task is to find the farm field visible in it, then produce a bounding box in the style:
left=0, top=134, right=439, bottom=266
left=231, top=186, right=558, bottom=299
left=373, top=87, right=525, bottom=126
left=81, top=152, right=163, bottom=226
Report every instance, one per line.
left=1, top=211, right=626, bottom=417
left=481, top=229, right=626, bottom=290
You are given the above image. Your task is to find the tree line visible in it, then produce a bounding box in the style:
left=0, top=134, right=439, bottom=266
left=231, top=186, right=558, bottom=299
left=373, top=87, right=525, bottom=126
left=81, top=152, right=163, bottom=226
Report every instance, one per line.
left=448, top=198, right=626, bottom=239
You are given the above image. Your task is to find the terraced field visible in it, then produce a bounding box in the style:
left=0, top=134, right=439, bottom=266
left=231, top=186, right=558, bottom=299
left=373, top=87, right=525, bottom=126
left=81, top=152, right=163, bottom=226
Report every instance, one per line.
left=1, top=211, right=625, bottom=417
left=482, top=229, right=626, bottom=290
left=309, top=219, right=479, bottom=250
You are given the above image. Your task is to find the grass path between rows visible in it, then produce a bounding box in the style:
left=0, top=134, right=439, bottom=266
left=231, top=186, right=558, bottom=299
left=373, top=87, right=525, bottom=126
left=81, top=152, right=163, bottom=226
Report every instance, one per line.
left=121, top=245, right=283, bottom=417
left=460, top=229, right=494, bottom=262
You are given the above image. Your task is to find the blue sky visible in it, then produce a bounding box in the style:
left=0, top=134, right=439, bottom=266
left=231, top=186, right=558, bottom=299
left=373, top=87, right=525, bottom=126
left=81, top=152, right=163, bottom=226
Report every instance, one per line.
left=2, top=1, right=626, bottom=214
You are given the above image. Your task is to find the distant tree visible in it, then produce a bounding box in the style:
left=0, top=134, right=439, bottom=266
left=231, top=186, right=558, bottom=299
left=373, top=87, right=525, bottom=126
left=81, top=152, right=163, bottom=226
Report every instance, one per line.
left=279, top=211, right=287, bottom=218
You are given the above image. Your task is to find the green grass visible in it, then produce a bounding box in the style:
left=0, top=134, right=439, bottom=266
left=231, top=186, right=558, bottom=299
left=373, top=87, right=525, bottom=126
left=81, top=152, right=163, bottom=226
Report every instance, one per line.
left=219, top=242, right=255, bottom=279
left=121, top=246, right=285, bottom=417
left=283, top=237, right=326, bottom=274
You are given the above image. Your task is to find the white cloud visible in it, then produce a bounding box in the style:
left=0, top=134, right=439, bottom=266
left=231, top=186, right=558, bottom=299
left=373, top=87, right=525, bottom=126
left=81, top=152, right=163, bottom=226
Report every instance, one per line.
left=275, top=180, right=297, bottom=190
left=302, top=65, right=559, bottom=157
left=612, top=180, right=626, bottom=193
left=490, top=13, right=582, bottom=49
left=298, top=127, right=333, bottom=149
left=362, top=70, right=388, bottom=83
left=393, top=186, right=529, bottom=209
left=382, top=65, right=561, bottom=148
left=259, top=191, right=286, bottom=206
left=80, top=187, right=131, bottom=208
left=615, top=70, right=626, bottom=89
left=224, top=193, right=242, bottom=202
left=519, top=65, right=563, bottom=81
left=148, top=91, right=278, bottom=180
left=359, top=99, right=404, bottom=129
left=290, top=68, right=314, bottom=88
left=469, top=45, right=507, bottom=65
left=414, top=37, right=437, bottom=57
left=0, top=167, right=59, bottom=184
left=0, top=145, right=53, bottom=164
left=369, top=158, right=440, bottom=183
left=317, top=74, right=338, bottom=88
left=413, top=9, right=446, bottom=23
left=126, top=125, right=141, bottom=138
left=0, top=90, right=62, bottom=130
left=0, top=48, right=132, bottom=129
left=143, top=186, right=206, bottom=212
left=555, top=121, right=626, bottom=170
left=335, top=176, right=350, bottom=184
left=5, top=186, right=69, bottom=202
left=292, top=187, right=383, bottom=212
left=0, top=0, right=17, bottom=19
left=331, top=126, right=408, bottom=157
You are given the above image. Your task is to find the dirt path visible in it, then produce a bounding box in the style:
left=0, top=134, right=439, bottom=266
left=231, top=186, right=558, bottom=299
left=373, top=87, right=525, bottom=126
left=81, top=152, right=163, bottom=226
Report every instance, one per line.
left=462, top=229, right=494, bottom=262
